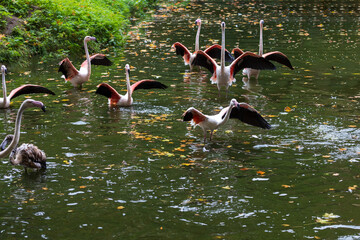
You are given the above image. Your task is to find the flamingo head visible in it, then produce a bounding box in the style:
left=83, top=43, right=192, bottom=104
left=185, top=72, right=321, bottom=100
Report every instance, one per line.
left=125, top=64, right=130, bottom=76
left=221, top=22, right=225, bottom=29
left=23, top=99, right=46, bottom=112
left=260, top=20, right=264, bottom=26
left=1, top=65, right=7, bottom=74
left=0, top=135, right=13, bottom=151
left=230, top=98, right=238, bottom=107
left=84, top=36, right=97, bottom=42
left=195, top=18, right=201, bottom=26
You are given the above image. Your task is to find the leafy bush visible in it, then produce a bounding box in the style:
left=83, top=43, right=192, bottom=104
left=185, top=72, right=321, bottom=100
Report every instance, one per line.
left=0, top=0, right=158, bottom=64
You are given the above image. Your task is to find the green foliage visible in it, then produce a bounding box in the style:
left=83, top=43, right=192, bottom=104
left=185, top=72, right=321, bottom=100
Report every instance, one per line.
left=0, top=0, right=158, bottom=64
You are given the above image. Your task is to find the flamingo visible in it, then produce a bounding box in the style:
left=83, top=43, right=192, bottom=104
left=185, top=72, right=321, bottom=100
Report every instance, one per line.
left=0, top=65, right=55, bottom=109
left=96, top=64, right=168, bottom=107
left=183, top=98, right=271, bottom=142
left=58, top=36, right=112, bottom=88
left=172, top=18, right=233, bottom=70
left=236, top=20, right=294, bottom=80
left=0, top=99, right=47, bottom=171
left=192, top=22, right=276, bottom=96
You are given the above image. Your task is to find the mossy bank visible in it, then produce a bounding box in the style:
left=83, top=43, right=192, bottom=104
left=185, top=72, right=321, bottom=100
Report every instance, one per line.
left=0, top=0, right=157, bottom=65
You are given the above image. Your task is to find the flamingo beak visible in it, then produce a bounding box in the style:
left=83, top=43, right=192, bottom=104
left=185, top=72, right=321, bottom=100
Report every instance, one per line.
left=0, top=137, right=10, bottom=151
left=41, top=105, right=46, bottom=112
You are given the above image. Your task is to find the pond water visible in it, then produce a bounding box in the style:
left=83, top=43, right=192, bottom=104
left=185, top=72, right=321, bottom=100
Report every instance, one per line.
left=1, top=0, right=360, bottom=239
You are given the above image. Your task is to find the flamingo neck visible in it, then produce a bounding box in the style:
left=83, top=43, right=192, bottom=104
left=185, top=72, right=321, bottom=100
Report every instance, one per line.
left=0, top=102, right=25, bottom=158
left=125, top=72, right=132, bottom=104
left=84, top=39, right=91, bottom=76
left=1, top=71, right=7, bottom=106
left=219, top=103, right=234, bottom=127
left=195, top=23, right=201, bottom=51
left=221, top=26, right=225, bottom=69
left=259, top=23, right=263, bottom=56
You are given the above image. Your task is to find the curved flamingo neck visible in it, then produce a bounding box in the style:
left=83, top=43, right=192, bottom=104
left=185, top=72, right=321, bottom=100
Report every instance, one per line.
left=84, top=38, right=91, bottom=76
left=259, top=22, right=263, bottom=56
left=1, top=70, right=7, bottom=106
left=0, top=102, right=25, bottom=158
left=195, top=22, right=201, bottom=51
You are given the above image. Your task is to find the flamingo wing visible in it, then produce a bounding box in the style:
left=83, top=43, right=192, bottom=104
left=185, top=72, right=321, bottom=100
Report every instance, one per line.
left=58, top=58, right=79, bottom=80
left=130, top=80, right=167, bottom=94
left=263, top=51, right=294, bottom=70
left=232, top=48, right=245, bottom=59
left=204, top=44, right=235, bottom=62
left=172, top=42, right=192, bottom=65
left=8, top=84, right=55, bottom=100
left=182, top=107, right=206, bottom=124
left=95, top=83, right=121, bottom=104
left=230, top=52, right=276, bottom=78
left=192, top=50, right=217, bottom=74
left=81, top=54, right=112, bottom=68
left=16, top=144, right=47, bottom=169
left=229, top=103, right=271, bottom=129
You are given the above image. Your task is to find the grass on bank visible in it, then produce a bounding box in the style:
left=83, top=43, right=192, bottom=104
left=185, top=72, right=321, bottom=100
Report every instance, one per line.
left=0, top=0, right=157, bottom=64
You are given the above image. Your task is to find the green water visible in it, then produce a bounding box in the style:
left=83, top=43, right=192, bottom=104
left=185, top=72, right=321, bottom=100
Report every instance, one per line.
left=1, top=1, right=360, bottom=239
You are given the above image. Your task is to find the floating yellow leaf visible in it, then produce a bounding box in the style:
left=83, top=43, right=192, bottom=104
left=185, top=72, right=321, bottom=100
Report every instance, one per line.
left=257, top=171, right=265, bottom=175
left=284, top=106, right=292, bottom=112
left=282, top=185, right=291, bottom=188
left=79, top=186, right=86, bottom=189
left=222, top=186, right=231, bottom=190
left=117, top=206, right=125, bottom=210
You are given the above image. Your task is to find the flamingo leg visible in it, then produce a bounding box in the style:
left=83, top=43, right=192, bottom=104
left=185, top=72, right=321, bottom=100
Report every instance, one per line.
left=210, top=131, right=214, bottom=141
left=203, top=130, right=207, bottom=143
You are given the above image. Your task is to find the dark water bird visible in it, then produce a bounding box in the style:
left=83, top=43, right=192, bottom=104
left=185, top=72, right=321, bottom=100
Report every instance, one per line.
left=234, top=20, right=294, bottom=80
left=58, top=36, right=112, bottom=88
left=96, top=64, right=167, bottom=107
left=0, top=99, right=47, bottom=171
left=183, top=98, right=271, bottom=142
left=192, top=22, right=276, bottom=96
left=172, top=18, right=233, bottom=70
left=0, top=65, right=55, bottom=109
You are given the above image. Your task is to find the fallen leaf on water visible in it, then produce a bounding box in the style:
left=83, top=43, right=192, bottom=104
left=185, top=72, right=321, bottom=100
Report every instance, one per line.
left=282, top=185, right=291, bottom=188
left=222, top=186, right=231, bottom=190
left=284, top=106, right=292, bottom=112
left=117, top=206, right=125, bottom=210
left=257, top=171, right=265, bottom=175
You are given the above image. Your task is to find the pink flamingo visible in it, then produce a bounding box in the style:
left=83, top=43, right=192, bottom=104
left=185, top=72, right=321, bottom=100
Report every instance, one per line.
left=58, top=36, right=112, bottom=88
left=183, top=98, right=271, bottom=142
left=192, top=22, right=275, bottom=96
left=0, top=99, right=47, bottom=171
left=234, top=20, right=294, bottom=80
left=0, top=65, right=55, bottom=109
left=96, top=64, right=167, bottom=107
left=172, top=18, right=233, bottom=70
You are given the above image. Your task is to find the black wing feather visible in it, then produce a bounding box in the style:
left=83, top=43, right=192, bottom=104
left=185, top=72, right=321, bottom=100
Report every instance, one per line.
left=183, top=111, right=193, bottom=121
left=232, top=53, right=276, bottom=77
left=192, top=51, right=215, bottom=74
left=132, top=80, right=168, bottom=92
left=9, top=85, right=55, bottom=100
left=95, top=84, right=113, bottom=98
left=205, top=45, right=235, bottom=62
left=90, top=55, right=112, bottom=66
left=229, top=103, right=271, bottom=129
